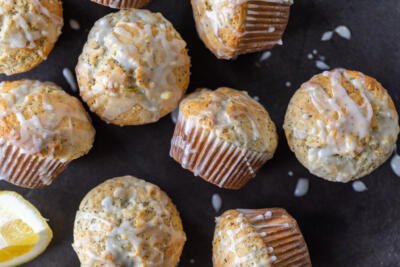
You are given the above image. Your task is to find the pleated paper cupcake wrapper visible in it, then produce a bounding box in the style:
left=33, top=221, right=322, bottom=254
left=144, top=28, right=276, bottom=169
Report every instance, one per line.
left=238, top=208, right=312, bottom=266
left=170, top=117, right=271, bottom=190
left=0, top=141, right=69, bottom=189
left=236, top=0, right=291, bottom=55
left=90, top=0, right=150, bottom=9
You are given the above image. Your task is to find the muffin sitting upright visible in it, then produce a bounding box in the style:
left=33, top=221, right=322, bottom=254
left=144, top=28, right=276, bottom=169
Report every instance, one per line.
left=284, top=69, right=399, bottom=182
left=191, top=0, right=293, bottom=59
left=213, top=208, right=311, bottom=266
left=90, top=0, right=150, bottom=9
left=170, top=87, right=278, bottom=189
left=76, top=9, right=190, bottom=126
left=73, top=175, right=186, bottom=267
left=0, top=0, right=63, bottom=75
left=0, top=80, right=95, bottom=188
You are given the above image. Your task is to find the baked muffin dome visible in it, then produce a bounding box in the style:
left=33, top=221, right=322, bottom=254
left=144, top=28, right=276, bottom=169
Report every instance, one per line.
left=284, top=69, right=399, bottom=182
left=76, top=9, right=190, bottom=126
left=213, top=209, right=311, bottom=266
left=73, top=175, right=186, bottom=267
left=170, top=87, right=278, bottom=189
left=0, top=0, right=63, bottom=75
left=191, top=0, right=293, bottom=59
left=0, top=80, right=95, bottom=188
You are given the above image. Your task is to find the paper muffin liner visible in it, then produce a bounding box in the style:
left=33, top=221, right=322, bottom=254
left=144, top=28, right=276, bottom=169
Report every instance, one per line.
left=90, top=0, right=150, bottom=9
left=0, top=141, right=69, bottom=189
left=238, top=208, right=312, bottom=266
left=237, top=0, right=291, bottom=55
left=170, top=115, right=272, bottom=190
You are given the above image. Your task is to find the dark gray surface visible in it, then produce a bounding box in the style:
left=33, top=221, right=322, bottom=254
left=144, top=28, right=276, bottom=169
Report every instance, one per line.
left=1, top=0, right=400, bottom=266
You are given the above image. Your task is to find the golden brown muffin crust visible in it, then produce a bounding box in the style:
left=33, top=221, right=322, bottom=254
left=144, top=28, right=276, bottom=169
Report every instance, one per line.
left=0, top=0, right=63, bottom=75
left=284, top=69, right=399, bottom=182
left=76, top=9, right=190, bottom=126
left=179, top=87, right=278, bottom=154
left=0, top=80, right=95, bottom=161
left=73, top=176, right=186, bottom=267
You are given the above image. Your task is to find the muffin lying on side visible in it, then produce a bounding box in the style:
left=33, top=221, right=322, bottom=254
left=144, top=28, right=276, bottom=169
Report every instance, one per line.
left=213, top=208, right=311, bottom=266
left=191, top=0, right=293, bottom=59
left=90, top=0, right=150, bottom=9
left=0, top=0, right=63, bottom=75
left=76, top=9, right=190, bottom=126
left=284, top=69, right=399, bottom=182
left=73, top=175, right=186, bottom=267
left=0, top=80, right=95, bottom=188
left=170, top=87, right=278, bottom=189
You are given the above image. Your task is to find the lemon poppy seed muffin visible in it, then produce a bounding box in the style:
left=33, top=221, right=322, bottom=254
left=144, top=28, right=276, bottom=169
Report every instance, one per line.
left=191, top=0, right=293, bottom=59
left=73, top=175, right=186, bottom=267
left=170, top=87, right=278, bottom=189
left=91, top=0, right=150, bottom=9
left=0, top=0, right=63, bottom=75
left=284, top=69, right=399, bottom=182
left=76, top=9, right=191, bottom=126
left=0, top=80, right=95, bottom=188
left=213, top=209, right=311, bottom=266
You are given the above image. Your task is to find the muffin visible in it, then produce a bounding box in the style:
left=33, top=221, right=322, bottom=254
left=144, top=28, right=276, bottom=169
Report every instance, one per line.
left=73, top=175, right=186, bottom=267
left=90, top=0, right=150, bottom=9
left=170, top=87, right=278, bottom=189
left=213, top=208, right=311, bottom=266
left=0, top=80, right=95, bottom=188
left=0, top=0, right=63, bottom=75
left=284, top=69, right=399, bottom=182
left=76, top=9, right=190, bottom=126
left=191, top=0, right=293, bottom=59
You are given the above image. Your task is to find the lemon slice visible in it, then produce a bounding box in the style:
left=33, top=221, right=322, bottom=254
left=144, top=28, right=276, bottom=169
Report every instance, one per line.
left=0, top=191, right=52, bottom=267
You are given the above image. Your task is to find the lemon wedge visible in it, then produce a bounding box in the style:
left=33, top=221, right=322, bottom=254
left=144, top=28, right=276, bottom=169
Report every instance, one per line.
left=0, top=191, right=52, bottom=267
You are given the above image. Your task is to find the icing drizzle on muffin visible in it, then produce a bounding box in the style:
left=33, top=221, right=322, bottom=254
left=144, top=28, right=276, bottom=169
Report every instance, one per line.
left=0, top=80, right=94, bottom=161
left=0, top=0, right=62, bottom=55
left=77, top=9, right=189, bottom=124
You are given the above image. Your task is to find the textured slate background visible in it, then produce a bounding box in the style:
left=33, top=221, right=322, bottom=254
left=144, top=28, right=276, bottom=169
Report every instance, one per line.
left=1, top=0, right=400, bottom=266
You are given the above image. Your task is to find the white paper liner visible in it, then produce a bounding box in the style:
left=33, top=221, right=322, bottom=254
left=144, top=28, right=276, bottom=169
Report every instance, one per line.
left=0, top=141, right=69, bottom=188
left=170, top=115, right=271, bottom=189
left=238, top=208, right=312, bottom=266
left=237, top=1, right=291, bottom=54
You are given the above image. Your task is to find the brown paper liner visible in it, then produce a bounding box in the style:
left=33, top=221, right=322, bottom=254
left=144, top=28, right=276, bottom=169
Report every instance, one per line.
left=90, top=0, right=150, bottom=9
left=238, top=208, right=312, bottom=266
left=0, top=141, right=69, bottom=189
left=236, top=1, right=291, bottom=55
left=170, top=115, right=271, bottom=190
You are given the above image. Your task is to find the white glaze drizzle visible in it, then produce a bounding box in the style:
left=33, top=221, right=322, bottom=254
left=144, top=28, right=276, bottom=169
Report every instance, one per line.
left=216, top=210, right=278, bottom=266
left=77, top=10, right=188, bottom=122
left=297, top=69, right=399, bottom=181
left=0, top=0, right=62, bottom=54
left=0, top=80, right=93, bottom=160
left=306, top=69, right=373, bottom=160
left=74, top=178, right=186, bottom=266
left=211, top=193, right=222, bottom=213
left=391, top=151, right=400, bottom=177
left=181, top=89, right=266, bottom=149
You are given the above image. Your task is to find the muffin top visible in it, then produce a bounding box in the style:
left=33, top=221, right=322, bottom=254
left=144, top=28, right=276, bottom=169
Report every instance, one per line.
left=0, top=0, right=63, bottom=75
left=76, top=9, right=190, bottom=126
left=73, top=176, right=186, bottom=267
left=0, top=80, right=95, bottom=162
left=284, top=69, right=399, bottom=182
left=179, top=87, right=278, bottom=153
left=213, top=209, right=274, bottom=267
